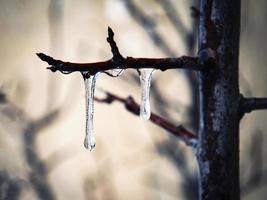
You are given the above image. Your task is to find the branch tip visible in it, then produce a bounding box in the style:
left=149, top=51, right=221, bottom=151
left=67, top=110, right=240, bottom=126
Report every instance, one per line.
left=36, top=53, right=46, bottom=61
left=106, top=27, right=123, bottom=61
left=108, top=26, right=114, bottom=37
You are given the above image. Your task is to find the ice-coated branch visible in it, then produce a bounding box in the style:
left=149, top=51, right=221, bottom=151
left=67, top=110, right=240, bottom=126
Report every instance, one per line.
left=36, top=27, right=200, bottom=75
left=94, top=91, right=197, bottom=147
left=239, top=95, right=267, bottom=117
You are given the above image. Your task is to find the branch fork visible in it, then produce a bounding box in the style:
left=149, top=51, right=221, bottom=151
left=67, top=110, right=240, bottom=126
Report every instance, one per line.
left=37, top=27, right=201, bottom=76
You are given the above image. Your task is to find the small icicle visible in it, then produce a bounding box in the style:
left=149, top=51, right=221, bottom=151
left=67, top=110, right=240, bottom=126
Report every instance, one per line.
left=82, top=72, right=99, bottom=151
left=106, top=68, right=124, bottom=77
left=139, top=68, right=154, bottom=120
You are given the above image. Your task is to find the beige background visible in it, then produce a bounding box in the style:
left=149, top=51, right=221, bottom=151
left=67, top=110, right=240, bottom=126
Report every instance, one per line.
left=0, top=0, right=266, bottom=199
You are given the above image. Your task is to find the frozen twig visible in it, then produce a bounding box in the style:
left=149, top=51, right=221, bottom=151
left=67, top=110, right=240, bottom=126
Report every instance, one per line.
left=36, top=27, right=200, bottom=75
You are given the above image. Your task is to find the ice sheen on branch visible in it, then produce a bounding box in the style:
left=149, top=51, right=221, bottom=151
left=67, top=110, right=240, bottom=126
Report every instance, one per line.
left=82, top=72, right=98, bottom=151
left=37, top=27, right=201, bottom=150
left=139, top=69, right=154, bottom=120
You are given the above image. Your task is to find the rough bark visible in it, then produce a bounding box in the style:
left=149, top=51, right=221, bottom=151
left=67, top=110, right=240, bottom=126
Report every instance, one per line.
left=197, top=0, right=240, bottom=199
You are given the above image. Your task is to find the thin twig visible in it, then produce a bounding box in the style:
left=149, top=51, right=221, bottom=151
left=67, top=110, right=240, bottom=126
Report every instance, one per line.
left=239, top=95, right=267, bottom=117
left=37, top=27, right=200, bottom=75
left=94, top=91, right=197, bottom=147
left=106, top=27, right=124, bottom=62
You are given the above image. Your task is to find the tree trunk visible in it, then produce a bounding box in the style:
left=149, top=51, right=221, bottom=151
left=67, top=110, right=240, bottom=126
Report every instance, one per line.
left=197, top=0, right=241, bottom=199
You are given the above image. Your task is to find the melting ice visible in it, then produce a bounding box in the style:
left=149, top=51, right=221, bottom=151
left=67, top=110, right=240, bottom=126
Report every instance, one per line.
left=139, top=69, right=154, bottom=120
left=82, top=72, right=99, bottom=151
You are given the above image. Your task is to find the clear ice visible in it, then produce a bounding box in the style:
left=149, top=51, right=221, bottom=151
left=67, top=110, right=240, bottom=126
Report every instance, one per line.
left=82, top=72, right=99, bottom=151
left=139, top=69, right=154, bottom=120
left=106, top=68, right=124, bottom=77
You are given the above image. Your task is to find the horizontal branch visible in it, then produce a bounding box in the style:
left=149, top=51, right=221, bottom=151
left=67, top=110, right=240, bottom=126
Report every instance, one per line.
left=37, top=27, right=200, bottom=75
left=94, top=91, right=197, bottom=147
left=239, top=96, right=267, bottom=116
left=37, top=54, right=199, bottom=74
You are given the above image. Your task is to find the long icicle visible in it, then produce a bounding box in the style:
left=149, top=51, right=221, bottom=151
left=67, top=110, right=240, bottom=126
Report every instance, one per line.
left=82, top=72, right=98, bottom=151
left=139, top=69, right=154, bottom=120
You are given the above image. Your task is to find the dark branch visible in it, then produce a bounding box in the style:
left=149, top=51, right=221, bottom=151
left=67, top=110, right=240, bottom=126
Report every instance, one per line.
left=107, top=27, right=124, bottom=62
left=37, top=27, right=200, bottom=75
left=37, top=53, right=199, bottom=74
left=95, top=91, right=198, bottom=147
left=239, top=96, right=267, bottom=117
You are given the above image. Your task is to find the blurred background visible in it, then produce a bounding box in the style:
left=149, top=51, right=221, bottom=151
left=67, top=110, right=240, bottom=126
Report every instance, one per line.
left=0, top=0, right=266, bottom=199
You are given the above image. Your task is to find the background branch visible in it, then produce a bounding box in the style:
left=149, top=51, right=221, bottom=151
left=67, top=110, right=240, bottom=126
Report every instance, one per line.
left=155, top=0, right=190, bottom=48
left=94, top=91, right=197, bottom=147
left=241, top=130, right=266, bottom=196
left=124, top=0, right=176, bottom=56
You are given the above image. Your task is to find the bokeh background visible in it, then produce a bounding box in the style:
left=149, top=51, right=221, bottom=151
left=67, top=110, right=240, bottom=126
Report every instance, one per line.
left=0, top=0, right=267, bottom=199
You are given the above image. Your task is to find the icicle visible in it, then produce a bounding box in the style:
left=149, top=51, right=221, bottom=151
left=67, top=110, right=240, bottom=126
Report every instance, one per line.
left=82, top=72, right=99, bottom=151
left=105, top=68, right=124, bottom=77
left=139, top=68, right=154, bottom=120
